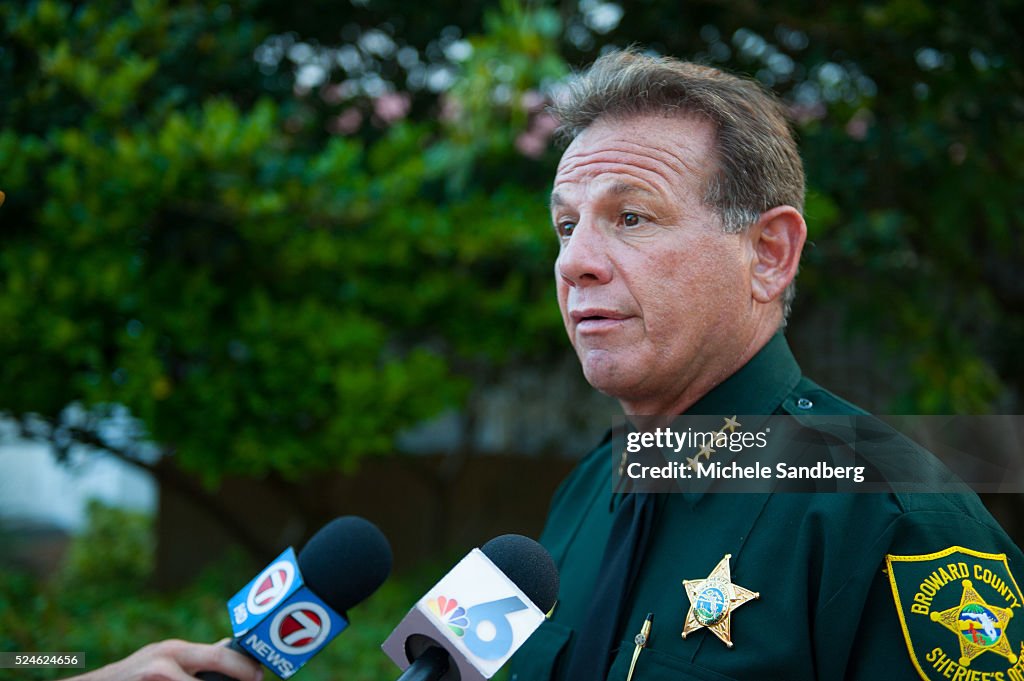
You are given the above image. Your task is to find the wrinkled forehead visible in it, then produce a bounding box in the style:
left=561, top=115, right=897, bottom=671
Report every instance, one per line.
left=553, top=113, right=718, bottom=202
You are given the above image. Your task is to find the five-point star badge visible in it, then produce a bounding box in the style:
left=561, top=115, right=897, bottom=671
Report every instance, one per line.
left=682, top=554, right=759, bottom=648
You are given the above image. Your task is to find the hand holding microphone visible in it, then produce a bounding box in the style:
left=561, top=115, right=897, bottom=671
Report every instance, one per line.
left=61, top=516, right=389, bottom=681
left=383, top=534, right=559, bottom=681
left=62, top=639, right=264, bottom=681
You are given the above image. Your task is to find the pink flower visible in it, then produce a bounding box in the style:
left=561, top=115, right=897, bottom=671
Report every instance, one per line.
left=439, top=95, right=463, bottom=123
left=516, top=131, right=547, bottom=158
left=321, top=84, right=346, bottom=105
left=373, top=92, right=412, bottom=123
left=329, top=107, right=363, bottom=135
left=521, top=90, right=546, bottom=113
left=532, top=112, right=559, bottom=136
left=788, top=102, right=826, bottom=125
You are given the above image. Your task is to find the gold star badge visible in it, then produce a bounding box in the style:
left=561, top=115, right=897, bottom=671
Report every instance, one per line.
left=682, top=554, right=759, bottom=648
left=930, top=579, right=1018, bottom=667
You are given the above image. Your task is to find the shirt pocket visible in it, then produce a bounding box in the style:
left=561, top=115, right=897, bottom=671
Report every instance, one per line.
left=606, top=639, right=743, bottom=681
left=508, top=620, right=573, bottom=681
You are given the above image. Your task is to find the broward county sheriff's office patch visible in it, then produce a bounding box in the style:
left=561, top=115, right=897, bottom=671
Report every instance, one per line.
left=887, top=546, right=1024, bottom=681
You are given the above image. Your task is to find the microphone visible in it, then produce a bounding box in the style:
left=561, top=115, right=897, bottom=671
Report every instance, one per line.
left=198, top=516, right=392, bottom=680
left=382, top=534, right=559, bottom=681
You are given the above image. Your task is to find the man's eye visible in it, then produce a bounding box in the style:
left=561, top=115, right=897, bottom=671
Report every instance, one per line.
left=558, top=220, right=577, bottom=237
left=623, top=212, right=641, bottom=227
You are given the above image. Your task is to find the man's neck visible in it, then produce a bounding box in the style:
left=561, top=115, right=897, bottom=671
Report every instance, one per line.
left=617, top=325, right=778, bottom=416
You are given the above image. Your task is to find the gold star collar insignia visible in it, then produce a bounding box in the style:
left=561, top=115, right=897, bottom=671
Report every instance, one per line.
left=930, top=579, right=1018, bottom=667
left=682, top=554, right=759, bottom=648
left=723, top=415, right=741, bottom=432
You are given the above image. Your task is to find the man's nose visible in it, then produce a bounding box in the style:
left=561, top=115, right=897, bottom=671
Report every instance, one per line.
left=556, top=220, right=613, bottom=287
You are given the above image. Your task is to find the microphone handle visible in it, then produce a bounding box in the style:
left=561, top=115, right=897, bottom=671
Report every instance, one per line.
left=196, top=671, right=238, bottom=681
left=395, top=646, right=450, bottom=681
left=196, top=639, right=249, bottom=681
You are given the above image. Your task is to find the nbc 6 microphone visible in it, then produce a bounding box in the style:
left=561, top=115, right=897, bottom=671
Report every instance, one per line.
left=197, top=515, right=392, bottom=680
left=382, top=534, right=560, bottom=681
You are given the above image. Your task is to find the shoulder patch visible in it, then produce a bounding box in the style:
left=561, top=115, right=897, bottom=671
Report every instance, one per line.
left=887, top=546, right=1024, bottom=681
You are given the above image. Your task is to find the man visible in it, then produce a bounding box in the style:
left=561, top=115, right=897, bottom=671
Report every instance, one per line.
left=509, top=50, right=1024, bottom=681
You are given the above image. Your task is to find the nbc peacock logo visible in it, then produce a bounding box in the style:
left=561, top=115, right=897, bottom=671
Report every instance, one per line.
left=427, top=596, right=470, bottom=637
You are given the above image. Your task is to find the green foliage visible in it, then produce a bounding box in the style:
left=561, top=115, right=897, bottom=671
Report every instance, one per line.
left=56, top=500, right=154, bottom=597
left=435, top=0, right=568, bottom=192
left=790, top=1, right=1023, bottom=411
left=0, top=0, right=565, bottom=480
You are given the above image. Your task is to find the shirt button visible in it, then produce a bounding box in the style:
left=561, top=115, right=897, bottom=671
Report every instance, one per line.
left=797, top=397, right=813, bottom=410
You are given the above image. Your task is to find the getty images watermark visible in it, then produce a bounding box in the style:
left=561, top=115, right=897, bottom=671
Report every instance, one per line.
left=610, top=415, right=1024, bottom=494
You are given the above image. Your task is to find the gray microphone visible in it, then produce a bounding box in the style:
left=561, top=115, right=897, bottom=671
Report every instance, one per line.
left=383, top=534, right=559, bottom=681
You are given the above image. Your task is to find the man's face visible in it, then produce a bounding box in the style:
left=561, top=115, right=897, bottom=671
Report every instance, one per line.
left=550, top=114, right=759, bottom=412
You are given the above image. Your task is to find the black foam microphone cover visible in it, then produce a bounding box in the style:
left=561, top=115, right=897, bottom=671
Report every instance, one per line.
left=298, top=515, right=393, bottom=614
left=480, top=534, right=559, bottom=613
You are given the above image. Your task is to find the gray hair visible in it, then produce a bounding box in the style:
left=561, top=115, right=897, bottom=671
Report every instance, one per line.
left=552, top=49, right=805, bottom=321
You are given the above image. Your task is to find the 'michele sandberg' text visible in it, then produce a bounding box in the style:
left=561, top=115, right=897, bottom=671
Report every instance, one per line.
left=625, top=460, right=867, bottom=484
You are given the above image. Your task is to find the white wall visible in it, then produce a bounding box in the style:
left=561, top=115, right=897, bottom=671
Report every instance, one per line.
left=0, top=438, right=156, bottom=532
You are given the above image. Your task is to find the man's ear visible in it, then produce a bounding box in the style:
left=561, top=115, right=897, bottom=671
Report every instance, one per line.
left=748, top=205, right=807, bottom=304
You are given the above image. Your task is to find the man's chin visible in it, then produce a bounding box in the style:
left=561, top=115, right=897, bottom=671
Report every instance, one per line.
left=580, top=358, right=635, bottom=400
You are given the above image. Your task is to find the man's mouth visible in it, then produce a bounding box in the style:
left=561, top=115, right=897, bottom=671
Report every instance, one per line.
left=571, top=309, right=631, bottom=332
left=571, top=308, right=625, bottom=322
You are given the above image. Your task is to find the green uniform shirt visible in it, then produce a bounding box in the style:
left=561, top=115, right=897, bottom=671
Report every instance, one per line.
left=509, top=335, right=1024, bottom=681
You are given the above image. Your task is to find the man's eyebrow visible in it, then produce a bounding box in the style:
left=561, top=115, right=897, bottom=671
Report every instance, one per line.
left=550, top=182, right=656, bottom=211
left=606, top=181, right=657, bottom=198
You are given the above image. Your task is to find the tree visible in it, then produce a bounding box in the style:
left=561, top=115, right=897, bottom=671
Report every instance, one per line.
left=0, top=0, right=567, bottom=553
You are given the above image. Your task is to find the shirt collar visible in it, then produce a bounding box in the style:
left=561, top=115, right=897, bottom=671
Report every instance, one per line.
left=610, top=333, right=804, bottom=506
left=668, top=333, right=803, bottom=505
left=684, top=333, right=802, bottom=417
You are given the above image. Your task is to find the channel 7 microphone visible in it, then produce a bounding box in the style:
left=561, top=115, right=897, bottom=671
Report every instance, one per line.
left=382, top=534, right=559, bottom=681
left=198, top=515, right=392, bottom=680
